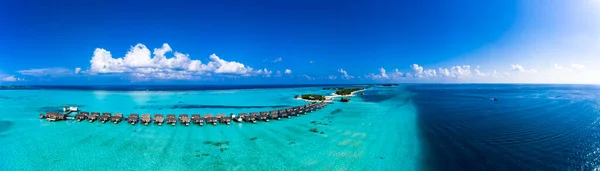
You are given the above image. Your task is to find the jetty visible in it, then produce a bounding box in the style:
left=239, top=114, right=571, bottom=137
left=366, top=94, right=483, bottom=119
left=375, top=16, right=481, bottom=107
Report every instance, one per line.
left=38, top=102, right=330, bottom=127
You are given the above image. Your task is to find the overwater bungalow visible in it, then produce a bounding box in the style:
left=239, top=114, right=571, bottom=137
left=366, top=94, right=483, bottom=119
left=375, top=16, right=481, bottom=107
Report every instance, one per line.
left=99, top=112, right=111, bottom=124
left=166, top=114, right=177, bottom=126
left=259, top=111, right=269, bottom=122
left=216, top=114, right=231, bottom=125
left=75, top=112, right=88, bottom=122
left=279, top=109, right=289, bottom=118
left=45, top=112, right=65, bottom=122
left=89, top=112, right=100, bottom=122
left=154, top=114, right=165, bottom=126
left=179, top=114, right=191, bottom=126
left=230, top=113, right=239, bottom=122
left=191, top=114, right=204, bottom=126
left=248, top=112, right=258, bottom=124
left=128, top=114, right=140, bottom=125
left=288, top=108, right=297, bottom=116
left=238, top=113, right=250, bottom=123
left=141, top=114, right=151, bottom=125
left=111, top=113, right=123, bottom=124
left=204, top=114, right=217, bottom=126
left=298, top=106, right=305, bottom=114
left=305, top=104, right=315, bottom=112
left=269, top=110, right=280, bottom=120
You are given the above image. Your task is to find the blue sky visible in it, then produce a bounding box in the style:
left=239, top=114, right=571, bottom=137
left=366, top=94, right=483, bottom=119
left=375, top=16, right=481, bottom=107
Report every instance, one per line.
left=0, top=0, right=598, bottom=84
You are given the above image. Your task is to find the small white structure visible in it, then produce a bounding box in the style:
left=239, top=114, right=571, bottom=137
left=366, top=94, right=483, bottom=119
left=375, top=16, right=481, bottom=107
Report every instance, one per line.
left=63, top=106, right=79, bottom=112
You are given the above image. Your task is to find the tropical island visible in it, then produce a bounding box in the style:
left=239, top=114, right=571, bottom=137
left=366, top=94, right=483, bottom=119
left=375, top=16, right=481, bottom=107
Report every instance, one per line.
left=334, top=88, right=364, bottom=96
left=299, top=94, right=326, bottom=101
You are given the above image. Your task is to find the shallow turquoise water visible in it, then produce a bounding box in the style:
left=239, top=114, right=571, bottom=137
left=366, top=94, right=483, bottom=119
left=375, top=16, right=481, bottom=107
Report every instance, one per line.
left=0, top=86, right=421, bottom=170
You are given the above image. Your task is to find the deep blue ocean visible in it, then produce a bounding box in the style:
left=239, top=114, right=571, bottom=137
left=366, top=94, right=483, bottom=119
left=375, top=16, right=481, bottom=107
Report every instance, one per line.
left=1, top=84, right=599, bottom=170
left=407, top=84, right=600, bottom=170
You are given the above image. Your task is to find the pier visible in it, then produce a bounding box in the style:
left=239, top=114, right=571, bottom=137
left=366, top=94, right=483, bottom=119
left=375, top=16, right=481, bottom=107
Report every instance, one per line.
left=39, top=102, right=329, bottom=127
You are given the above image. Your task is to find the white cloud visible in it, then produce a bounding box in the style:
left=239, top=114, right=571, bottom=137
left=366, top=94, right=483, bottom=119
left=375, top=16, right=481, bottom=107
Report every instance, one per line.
left=256, top=68, right=273, bottom=77
left=309, top=60, right=315, bottom=64
left=272, top=58, right=282, bottom=63
left=75, top=68, right=81, bottom=74
left=328, top=75, right=337, bottom=80
left=284, top=69, right=292, bottom=74
left=88, top=43, right=270, bottom=80
left=18, top=68, right=72, bottom=76
left=367, top=64, right=498, bottom=81
left=411, top=64, right=423, bottom=73
left=338, top=69, right=353, bottom=79
left=1, top=75, right=23, bottom=82
left=511, top=64, right=537, bottom=73
left=379, top=68, right=388, bottom=78
left=366, top=68, right=392, bottom=79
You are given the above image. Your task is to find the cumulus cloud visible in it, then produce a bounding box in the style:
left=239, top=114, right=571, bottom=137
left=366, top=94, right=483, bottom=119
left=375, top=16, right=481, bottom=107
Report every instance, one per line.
left=75, top=68, right=81, bottom=74
left=256, top=68, right=273, bottom=77
left=366, top=64, right=498, bottom=81
left=338, top=69, right=353, bottom=79
left=18, top=68, right=72, bottom=76
left=511, top=64, right=537, bottom=73
left=328, top=75, right=337, bottom=80
left=284, top=69, right=292, bottom=74
left=409, top=64, right=437, bottom=78
left=367, top=68, right=394, bottom=79
left=88, top=43, right=270, bottom=80
left=379, top=68, right=388, bottom=78
left=272, top=58, right=282, bottom=63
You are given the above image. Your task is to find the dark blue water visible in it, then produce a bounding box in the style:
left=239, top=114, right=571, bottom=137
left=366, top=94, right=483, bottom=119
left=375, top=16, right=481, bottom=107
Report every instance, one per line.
left=409, top=84, right=600, bottom=170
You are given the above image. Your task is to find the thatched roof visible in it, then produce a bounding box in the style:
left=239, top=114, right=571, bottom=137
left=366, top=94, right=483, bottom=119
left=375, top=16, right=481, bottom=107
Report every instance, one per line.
left=204, top=114, right=214, bottom=118
left=154, top=114, right=163, bottom=118
left=167, top=114, right=176, bottom=118
left=216, top=114, right=225, bottom=118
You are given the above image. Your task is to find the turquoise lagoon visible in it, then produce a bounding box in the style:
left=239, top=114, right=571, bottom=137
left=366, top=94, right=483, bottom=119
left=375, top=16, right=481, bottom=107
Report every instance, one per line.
left=0, top=86, right=421, bottom=170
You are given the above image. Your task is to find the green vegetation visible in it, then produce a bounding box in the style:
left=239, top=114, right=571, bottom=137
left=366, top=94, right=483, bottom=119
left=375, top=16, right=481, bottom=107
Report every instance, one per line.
left=301, top=94, right=326, bottom=101
left=334, top=88, right=364, bottom=96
